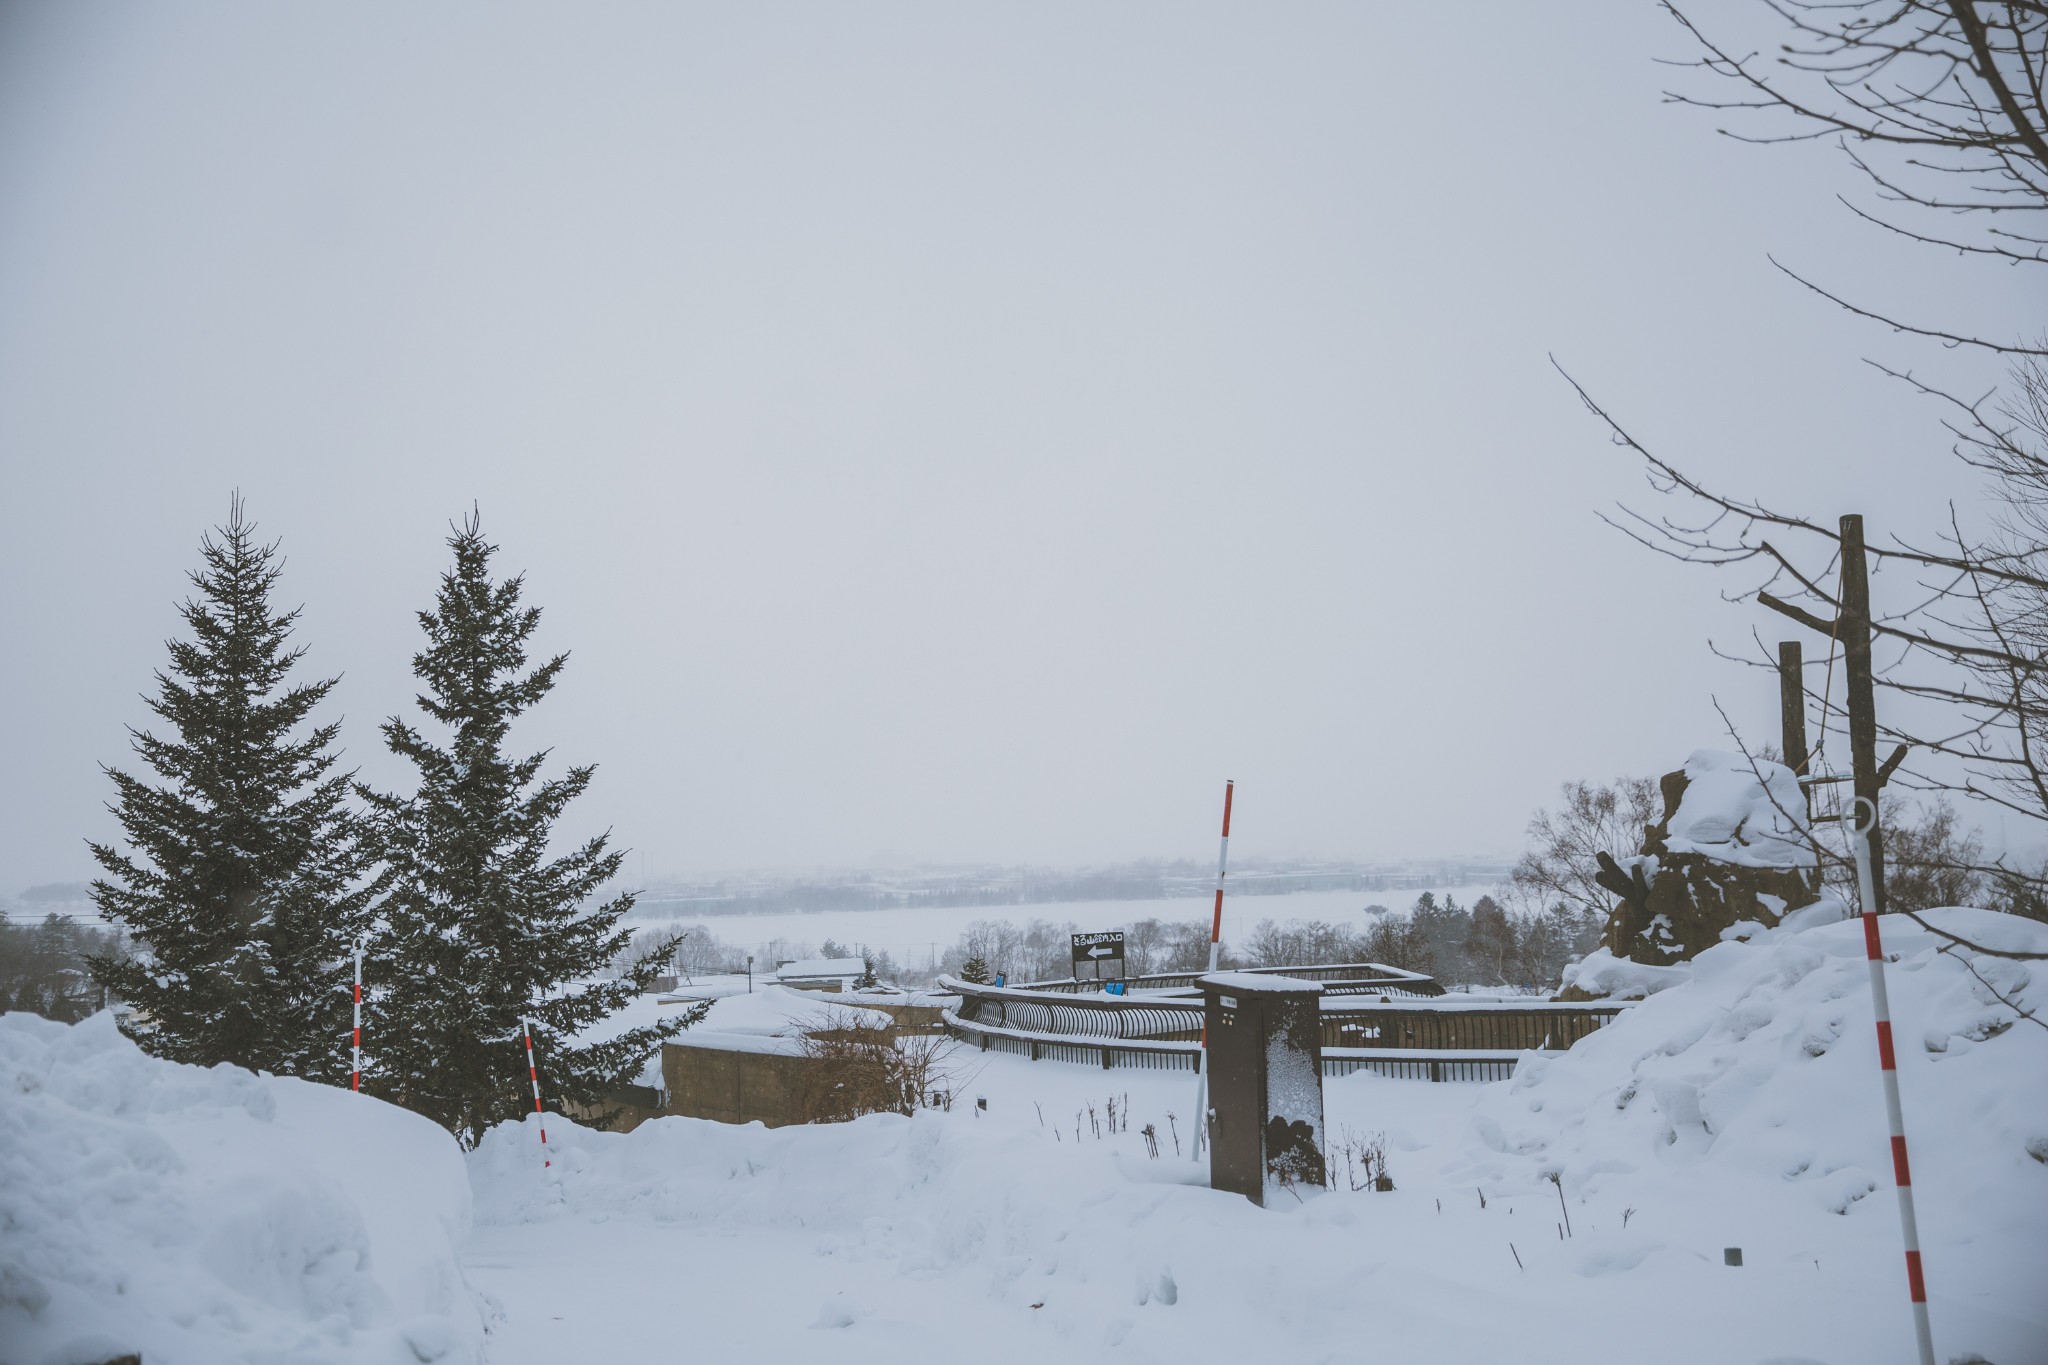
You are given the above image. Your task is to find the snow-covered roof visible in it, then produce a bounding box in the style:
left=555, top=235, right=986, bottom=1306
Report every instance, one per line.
left=694, top=985, right=892, bottom=1038
left=774, top=957, right=866, bottom=981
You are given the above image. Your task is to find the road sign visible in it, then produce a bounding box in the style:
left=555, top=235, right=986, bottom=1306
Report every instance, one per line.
left=1071, top=931, right=1126, bottom=980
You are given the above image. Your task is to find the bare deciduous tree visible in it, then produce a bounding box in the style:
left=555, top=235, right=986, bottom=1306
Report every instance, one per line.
left=1661, top=0, right=2046, bottom=341
left=1885, top=798, right=1993, bottom=910
left=793, top=1009, right=958, bottom=1124
left=1561, top=3, right=2048, bottom=960
left=1510, top=777, right=1661, bottom=920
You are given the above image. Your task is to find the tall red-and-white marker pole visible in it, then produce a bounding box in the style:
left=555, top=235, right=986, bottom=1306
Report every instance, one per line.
left=350, top=939, right=365, bottom=1093
left=1190, top=779, right=1234, bottom=1162
left=1851, top=798, right=1935, bottom=1365
left=521, top=1016, right=550, bottom=1168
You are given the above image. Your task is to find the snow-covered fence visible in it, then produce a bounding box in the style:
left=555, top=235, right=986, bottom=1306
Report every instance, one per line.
left=1321, top=1000, right=1622, bottom=1053
left=1017, top=961, right=1444, bottom=997
left=939, top=971, right=1630, bottom=1080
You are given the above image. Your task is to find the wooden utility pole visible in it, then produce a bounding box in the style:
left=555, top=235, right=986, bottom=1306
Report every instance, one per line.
left=1759, top=513, right=1895, bottom=915
left=1778, top=639, right=1809, bottom=816
left=1838, top=515, right=1887, bottom=915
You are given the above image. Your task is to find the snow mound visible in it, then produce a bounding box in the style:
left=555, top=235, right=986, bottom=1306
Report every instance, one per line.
left=0, top=1012, right=486, bottom=1365
left=467, top=1101, right=1275, bottom=1354
left=1451, top=908, right=2048, bottom=1362
left=1558, top=947, right=1691, bottom=1000
left=1661, top=748, right=1814, bottom=868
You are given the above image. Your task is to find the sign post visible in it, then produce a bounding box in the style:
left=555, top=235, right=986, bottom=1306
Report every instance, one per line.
left=1191, top=780, right=1234, bottom=1160
left=521, top=1016, right=550, bottom=1169
left=1070, top=931, right=1126, bottom=981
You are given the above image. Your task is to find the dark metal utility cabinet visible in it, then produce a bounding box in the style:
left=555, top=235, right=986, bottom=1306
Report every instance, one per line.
left=1199, top=972, right=1327, bottom=1206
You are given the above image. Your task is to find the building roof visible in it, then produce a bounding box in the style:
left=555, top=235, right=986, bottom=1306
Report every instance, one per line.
left=774, top=957, right=866, bottom=981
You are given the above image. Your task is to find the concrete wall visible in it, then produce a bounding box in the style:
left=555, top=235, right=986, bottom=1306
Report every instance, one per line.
left=662, top=1040, right=826, bottom=1128
left=838, top=999, right=949, bottom=1033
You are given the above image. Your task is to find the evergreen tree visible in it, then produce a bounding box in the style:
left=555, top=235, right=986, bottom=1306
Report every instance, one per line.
left=1461, top=895, right=1516, bottom=987
left=0, top=914, right=128, bottom=1021
left=1408, top=892, right=1474, bottom=986
left=957, top=955, right=992, bottom=985
left=360, top=513, right=695, bottom=1147
left=88, top=497, right=372, bottom=1077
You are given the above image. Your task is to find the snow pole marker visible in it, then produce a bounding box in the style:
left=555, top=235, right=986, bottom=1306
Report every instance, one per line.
left=521, top=1016, right=550, bottom=1168
left=350, top=938, right=365, bottom=1093
left=1190, top=779, right=1234, bottom=1163
left=1849, top=797, right=1935, bottom=1365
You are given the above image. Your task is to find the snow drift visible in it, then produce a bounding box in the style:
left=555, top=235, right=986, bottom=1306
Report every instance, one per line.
left=1454, top=907, right=2048, bottom=1361
left=0, top=1012, right=486, bottom=1365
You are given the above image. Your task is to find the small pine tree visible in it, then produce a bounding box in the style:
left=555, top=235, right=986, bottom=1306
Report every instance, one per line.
left=88, top=497, right=372, bottom=1077
left=0, top=914, right=127, bottom=1021
left=1461, top=895, right=1517, bottom=988
left=958, top=955, right=992, bottom=985
left=858, top=954, right=879, bottom=989
left=360, top=513, right=697, bottom=1146
left=1408, top=892, right=1474, bottom=985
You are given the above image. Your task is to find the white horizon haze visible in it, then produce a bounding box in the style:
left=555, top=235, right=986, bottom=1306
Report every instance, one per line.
left=0, top=2, right=2038, bottom=895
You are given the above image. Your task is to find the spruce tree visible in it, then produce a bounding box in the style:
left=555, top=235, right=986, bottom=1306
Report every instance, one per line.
left=360, top=513, right=694, bottom=1147
left=88, top=496, right=372, bottom=1078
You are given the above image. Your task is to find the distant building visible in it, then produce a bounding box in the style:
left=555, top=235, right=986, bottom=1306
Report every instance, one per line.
left=773, top=957, right=866, bottom=992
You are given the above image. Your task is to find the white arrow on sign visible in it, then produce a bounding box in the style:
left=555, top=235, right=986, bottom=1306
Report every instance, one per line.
left=1087, top=945, right=1117, bottom=958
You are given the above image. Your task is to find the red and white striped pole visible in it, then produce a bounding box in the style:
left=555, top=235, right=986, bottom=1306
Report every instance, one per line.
left=1190, top=779, right=1234, bottom=1162
left=350, top=940, right=365, bottom=1093
left=1851, top=798, right=1935, bottom=1365
left=521, top=1016, right=550, bottom=1169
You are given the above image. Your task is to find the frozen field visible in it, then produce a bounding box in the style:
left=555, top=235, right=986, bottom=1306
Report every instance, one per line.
left=628, top=885, right=1504, bottom=969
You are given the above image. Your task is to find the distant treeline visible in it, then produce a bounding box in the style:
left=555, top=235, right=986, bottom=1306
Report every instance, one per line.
left=0, top=914, right=130, bottom=1021
left=631, top=863, right=1507, bottom=919
left=627, top=890, right=1606, bottom=994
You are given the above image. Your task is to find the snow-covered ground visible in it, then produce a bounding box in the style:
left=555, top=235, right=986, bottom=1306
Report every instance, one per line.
left=629, top=885, right=1504, bottom=969
left=466, top=907, right=2048, bottom=1365
left=10, top=907, right=2044, bottom=1364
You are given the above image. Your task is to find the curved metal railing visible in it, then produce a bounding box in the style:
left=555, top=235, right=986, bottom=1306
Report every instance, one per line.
left=937, top=975, right=1204, bottom=1041
left=1013, top=961, right=1445, bottom=998
left=936, top=968, right=1630, bottom=1080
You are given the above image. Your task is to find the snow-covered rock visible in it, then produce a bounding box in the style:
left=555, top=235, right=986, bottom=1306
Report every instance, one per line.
left=1597, top=749, right=1823, bottom=963
left=0, top=1012, right=486, bottom=1365
left=1660, top=748, right=1816, bottom=869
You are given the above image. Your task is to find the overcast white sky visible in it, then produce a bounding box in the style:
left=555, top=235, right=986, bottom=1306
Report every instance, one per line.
left=0, top=2, right=2038, bottom=893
